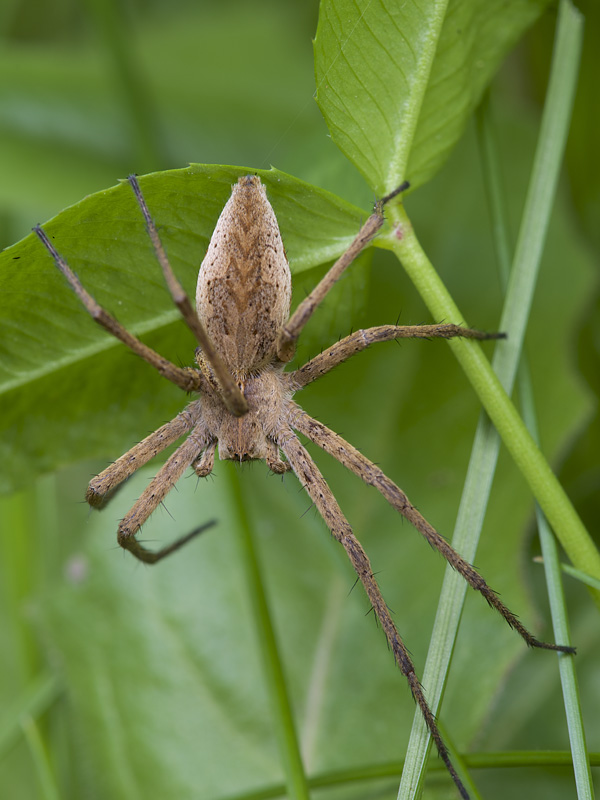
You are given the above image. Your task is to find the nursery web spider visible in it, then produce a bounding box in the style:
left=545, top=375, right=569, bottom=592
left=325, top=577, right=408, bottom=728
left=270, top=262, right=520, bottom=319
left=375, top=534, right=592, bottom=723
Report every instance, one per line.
left=35, top=175, right=574, bottom=799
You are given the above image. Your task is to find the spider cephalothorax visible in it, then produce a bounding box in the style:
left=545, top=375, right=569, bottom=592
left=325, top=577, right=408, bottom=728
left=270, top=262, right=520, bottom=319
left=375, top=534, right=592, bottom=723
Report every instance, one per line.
left=35, top=174, right=574, bottom=800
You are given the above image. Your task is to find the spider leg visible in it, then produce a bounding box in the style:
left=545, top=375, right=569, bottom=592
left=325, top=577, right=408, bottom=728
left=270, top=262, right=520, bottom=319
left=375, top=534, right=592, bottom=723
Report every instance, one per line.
left=276, top=181, right=410, bottom=363
left=277, top=424, right=469, bottom=800
left=117, top=425, right=211, bottom=564
left=292, top=323, right=505, bottom=388
left=128, top=176, right=248, bottom=417
left=290, top=407, right=575, bottom=655
left=34, top=225, right=204, bottom=394
left=86, top=404, right=202, bottom=508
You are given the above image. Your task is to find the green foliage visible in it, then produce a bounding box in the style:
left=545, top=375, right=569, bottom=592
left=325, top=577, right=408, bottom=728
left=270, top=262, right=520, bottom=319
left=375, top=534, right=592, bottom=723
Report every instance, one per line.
left=0, top=1, right=598, bottom=800
left=314, top=0, right=549, bottom=193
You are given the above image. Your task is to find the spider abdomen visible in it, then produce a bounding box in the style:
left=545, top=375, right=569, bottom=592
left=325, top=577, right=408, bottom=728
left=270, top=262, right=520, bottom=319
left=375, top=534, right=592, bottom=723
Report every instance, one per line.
left=196, top=176, right=292, bottom=375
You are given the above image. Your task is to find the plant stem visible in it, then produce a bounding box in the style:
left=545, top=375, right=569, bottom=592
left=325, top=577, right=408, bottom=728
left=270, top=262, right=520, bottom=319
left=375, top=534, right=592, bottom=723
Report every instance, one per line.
left=523, top=375, right=595, bottom=800
left=384, top=204, right=599, bottom=592
left=218, top=751, right=600, bottom=800
left=0, top=672, right=60, bottom=759
left=394, top=2, right=591, bottom=797
left=226, top=463, right=310, bottom=800
left=556, top=563, right=600, bottom=592
left=20, top=716, right=61, bottom=800
left=480, top=30, right=593, bottom=799
left=82, top=0, right=163, bottom=171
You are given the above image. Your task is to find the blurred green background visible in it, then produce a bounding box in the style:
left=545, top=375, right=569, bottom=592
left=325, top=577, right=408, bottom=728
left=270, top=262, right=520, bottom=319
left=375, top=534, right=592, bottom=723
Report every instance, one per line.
left=0, top=1, right=598, bottom=799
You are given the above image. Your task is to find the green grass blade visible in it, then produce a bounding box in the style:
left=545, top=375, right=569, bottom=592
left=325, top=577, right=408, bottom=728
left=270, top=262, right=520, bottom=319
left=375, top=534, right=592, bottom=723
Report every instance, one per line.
left=396, top=2, right=588, bottom=797
left=554, top=563, right=600, bottom=592
left=20, top=716, right=61, bottom=800
left=482, top=6, right=594, bottom=794
left=0, top=672, right=60, bottom=759
left=492, top=0, right=584, bottom=394
left=522, top=376, right=595, bottom=800
left=214, top=751, right=600, bottom=799
left=82, top=0, right=163, bottom=171
left=226, top=463, right=310, bottom=800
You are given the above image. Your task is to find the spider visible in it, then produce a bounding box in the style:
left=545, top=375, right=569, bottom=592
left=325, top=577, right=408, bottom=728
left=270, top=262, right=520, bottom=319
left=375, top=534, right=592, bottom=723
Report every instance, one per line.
left=34, top=174, right=574, bottom=799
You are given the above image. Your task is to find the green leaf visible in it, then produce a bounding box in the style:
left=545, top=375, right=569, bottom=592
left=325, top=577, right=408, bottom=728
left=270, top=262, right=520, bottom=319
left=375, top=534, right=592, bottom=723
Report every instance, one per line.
left=0, top=165, right=364, bottom=494
left=314, top=0, right=549, bottom=194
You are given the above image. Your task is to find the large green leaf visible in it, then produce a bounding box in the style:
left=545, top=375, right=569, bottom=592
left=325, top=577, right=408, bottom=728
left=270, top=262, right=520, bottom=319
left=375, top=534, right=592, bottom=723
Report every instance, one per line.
left=0, top=165, right=365, bottom=494
left=314, top=0, right=548, bottom=194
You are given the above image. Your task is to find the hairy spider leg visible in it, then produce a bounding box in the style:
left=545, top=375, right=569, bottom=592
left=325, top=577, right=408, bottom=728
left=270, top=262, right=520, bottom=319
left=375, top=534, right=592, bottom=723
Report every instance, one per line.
left=291, top=322, right=505, bottom=388
left=117, top=425, right=213, bottom=563
left=33, top=225, right=203, bottom=394
left=288, top=408, right=575, bottom=656
left=278, top=425, right=470, bottom=800
left=276, top=181, right=410, bottom=362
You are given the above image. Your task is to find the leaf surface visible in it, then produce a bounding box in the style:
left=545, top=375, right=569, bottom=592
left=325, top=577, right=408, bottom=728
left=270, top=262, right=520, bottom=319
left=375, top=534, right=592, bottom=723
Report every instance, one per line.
left=314, top=0, right=549, bottom=193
